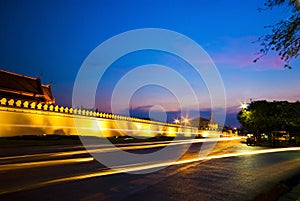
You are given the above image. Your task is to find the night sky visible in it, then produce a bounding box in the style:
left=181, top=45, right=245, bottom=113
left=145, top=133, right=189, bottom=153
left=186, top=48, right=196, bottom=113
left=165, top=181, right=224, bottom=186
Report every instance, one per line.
left=0, top=0, right=299, bottom=127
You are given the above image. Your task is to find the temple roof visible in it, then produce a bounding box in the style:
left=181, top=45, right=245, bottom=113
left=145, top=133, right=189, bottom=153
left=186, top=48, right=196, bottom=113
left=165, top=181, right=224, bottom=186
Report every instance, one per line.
left=0, top=69, right=55, bottom=103
left=0, top=70, right=42, bottom=95
left=42, top=84, right=54, bottom=103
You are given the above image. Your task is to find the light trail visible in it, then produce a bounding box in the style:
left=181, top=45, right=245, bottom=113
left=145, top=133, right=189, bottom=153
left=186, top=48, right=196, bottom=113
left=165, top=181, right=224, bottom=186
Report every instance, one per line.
left=0, top=157, right=94, bottom=171
left=0, top=137, right=239, bottom=162
left=0, top=123, right=197, bottom=135
left=1, top=146, right=300, bottom=195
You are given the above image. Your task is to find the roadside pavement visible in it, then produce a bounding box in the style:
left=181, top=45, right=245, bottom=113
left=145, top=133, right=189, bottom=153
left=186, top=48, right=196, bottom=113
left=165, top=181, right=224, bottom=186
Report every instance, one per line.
left=278, top=183, right=300, bottom=201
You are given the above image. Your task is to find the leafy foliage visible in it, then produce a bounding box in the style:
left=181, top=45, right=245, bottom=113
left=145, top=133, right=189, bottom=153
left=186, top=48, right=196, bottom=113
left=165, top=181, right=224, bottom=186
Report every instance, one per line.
left=254, top=0, right=300, bottom=68
left=237, top=100, right=300, bottom=135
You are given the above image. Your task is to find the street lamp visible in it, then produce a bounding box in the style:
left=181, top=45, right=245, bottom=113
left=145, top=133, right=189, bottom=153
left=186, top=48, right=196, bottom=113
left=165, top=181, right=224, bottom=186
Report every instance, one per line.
left=173, top=118, right=180, bottom=124
left=240, top=102, right=249, bottom=109
left=181, top=115, right=190, bottom=126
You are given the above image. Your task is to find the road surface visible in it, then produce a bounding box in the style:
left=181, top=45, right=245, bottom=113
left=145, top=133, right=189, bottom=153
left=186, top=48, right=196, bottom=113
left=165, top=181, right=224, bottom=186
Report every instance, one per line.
left=0, top=138, right=300, bottom=201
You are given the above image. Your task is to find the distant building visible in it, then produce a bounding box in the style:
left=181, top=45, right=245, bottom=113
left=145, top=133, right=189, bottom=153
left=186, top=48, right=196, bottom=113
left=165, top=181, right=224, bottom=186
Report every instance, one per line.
left=0, top=69, right=55, bottom=104
left=191, top=112, right=219, bottom=130
left=208, top=112, right=219, bottom=130
left=197, top=117, right=210, bottom=130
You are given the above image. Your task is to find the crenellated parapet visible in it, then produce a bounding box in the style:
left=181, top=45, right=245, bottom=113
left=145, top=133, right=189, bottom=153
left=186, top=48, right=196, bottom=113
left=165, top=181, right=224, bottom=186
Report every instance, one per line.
left=0, top=97, right=176, bottom=127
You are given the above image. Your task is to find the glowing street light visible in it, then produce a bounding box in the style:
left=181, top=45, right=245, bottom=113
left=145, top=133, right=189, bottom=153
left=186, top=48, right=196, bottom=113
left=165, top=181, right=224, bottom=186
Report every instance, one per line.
left=173, top=118, right=180, bottom=124
left=181, top=115, right=190, bottom=126
left=240, top=102, right=249, bottom=109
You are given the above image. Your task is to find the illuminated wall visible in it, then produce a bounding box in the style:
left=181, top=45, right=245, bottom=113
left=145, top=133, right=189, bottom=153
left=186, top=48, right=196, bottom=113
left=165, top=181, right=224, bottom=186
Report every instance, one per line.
left=0, top=98, right=199, bottom=138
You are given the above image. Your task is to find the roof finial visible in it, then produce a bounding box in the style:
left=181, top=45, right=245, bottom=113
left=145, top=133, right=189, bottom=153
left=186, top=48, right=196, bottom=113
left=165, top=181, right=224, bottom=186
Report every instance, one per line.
left=210, top=111, right=214, bottom=124
left=38, top=72, right=42, bottom=80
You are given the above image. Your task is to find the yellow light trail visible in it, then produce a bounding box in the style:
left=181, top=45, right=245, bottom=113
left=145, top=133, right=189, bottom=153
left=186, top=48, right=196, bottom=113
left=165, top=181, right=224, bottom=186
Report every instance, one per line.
left=1, top=146, right=299, bottom=195
left=0, top=123, right=195, bottom=135
left=0, top=157, right=94, bottom=171
left=0, top=137, right=239, bottom=162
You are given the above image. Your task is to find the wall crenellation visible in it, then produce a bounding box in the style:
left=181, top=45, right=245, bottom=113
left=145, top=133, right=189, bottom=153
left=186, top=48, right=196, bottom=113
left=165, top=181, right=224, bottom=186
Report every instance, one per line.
left=0, top=97, right=178, bottom=127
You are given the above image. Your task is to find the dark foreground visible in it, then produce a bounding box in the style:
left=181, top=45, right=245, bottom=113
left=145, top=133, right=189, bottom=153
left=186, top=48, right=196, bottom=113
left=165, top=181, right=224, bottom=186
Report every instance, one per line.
left=0, top=138, right=300, bottom=201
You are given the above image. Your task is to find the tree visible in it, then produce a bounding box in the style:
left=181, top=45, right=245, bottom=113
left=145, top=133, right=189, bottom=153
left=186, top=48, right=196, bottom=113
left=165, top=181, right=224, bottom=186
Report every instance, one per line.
left=254, top=0, right=300, bottom=68
left=237, top=100, right=300, bottom=135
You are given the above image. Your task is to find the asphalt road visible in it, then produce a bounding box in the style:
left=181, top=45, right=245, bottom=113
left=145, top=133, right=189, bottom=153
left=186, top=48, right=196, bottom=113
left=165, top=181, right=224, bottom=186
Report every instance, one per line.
left=0, top=138, right=300, bottom=201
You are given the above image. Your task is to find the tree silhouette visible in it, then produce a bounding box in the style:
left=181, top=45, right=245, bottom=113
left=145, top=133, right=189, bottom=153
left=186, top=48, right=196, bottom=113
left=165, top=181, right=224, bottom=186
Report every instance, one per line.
left=254, top=0, right=300, bottom=68
left=238, top=100, right=300, bottom=135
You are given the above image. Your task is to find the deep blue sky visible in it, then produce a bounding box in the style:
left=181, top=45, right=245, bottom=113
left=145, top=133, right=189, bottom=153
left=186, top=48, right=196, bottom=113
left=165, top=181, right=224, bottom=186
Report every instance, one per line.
left=0, top=0, right=299, bottom=127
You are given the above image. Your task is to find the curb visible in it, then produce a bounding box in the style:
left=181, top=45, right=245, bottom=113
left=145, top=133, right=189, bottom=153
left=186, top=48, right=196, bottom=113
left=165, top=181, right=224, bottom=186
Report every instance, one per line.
left=253, top=173, right=300, bottom=201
